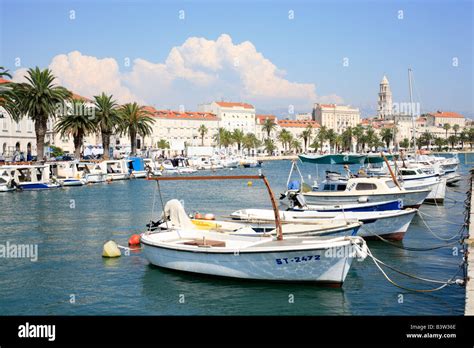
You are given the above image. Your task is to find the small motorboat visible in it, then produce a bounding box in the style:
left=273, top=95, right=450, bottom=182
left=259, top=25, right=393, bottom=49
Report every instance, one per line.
left=2, top=164, right=60, bottom=190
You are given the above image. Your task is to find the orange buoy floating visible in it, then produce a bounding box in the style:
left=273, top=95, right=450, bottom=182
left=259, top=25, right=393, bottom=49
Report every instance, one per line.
left=128, top=234, right=141, bottom=246
left=194, top=213, right=203, bottom=219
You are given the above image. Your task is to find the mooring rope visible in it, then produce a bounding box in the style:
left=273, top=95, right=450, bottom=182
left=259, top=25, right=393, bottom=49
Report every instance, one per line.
left=417, top=211, right=468, bottom=241
left=362, top=224, right=464, bottom=250
left=417, top=209, right=465, bottom=226
left=354, top=243, right=464, bottom=292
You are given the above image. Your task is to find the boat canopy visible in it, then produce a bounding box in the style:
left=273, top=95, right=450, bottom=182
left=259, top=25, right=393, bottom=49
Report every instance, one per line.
left=299, top=153, right=394, bottom=165
left=128, top=157, right=145, bottom=171
left=299, top=154, right=366, bottom=165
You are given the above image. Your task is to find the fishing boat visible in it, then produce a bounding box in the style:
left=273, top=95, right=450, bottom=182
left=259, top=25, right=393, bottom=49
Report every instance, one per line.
left=190, top=156, right=223, bottom=170
left=140, top=175, right=367, bottom=285
left=152, top=199, right=361, bottom=239
left=0, top=166, right=16, bottom=192
left=221, top=156, right=240, bottom=168
left=97, top=160, right=131, bottom=181
left=160, top=158, right=197, bottom=174
left=398, top=166, right=446, bottom=204
left=288, top=176, right=429, bottom=208
left=77, top=162, right=106, bottom=183
left=49, top=161, right=87, bottom=187
left=143, top=158, right=162, bottom=177
left=241, top=157, right=262, bottom=168
left=2, top=164, right=60, bottom=190
left=298, top=199, right=403, bottom=212
left=230, top=207, right=417, bottom=241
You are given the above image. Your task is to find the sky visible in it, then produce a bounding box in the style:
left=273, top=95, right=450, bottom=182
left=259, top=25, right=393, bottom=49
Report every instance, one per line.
left=0, top=0, right=472, bottom=117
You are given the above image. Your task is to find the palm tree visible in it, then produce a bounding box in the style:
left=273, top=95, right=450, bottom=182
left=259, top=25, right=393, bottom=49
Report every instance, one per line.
left=400, top=138, right=410, bottom=149
left=352, top=124, right=364, bottom=152
left=0, top=67, right=71, bottom=159
left=243, top=133, right=261, bottom=154
left=299, top=125, right=313, bottom=152
left=434, top=137, right=446, bottom=152
left=459, top=130, right=469, bottom=149
left=262, top=118, right=277, bottom=139
left=117, top=102, right=155, bottom=155
left=0, top=66, right=12, bottom=79
left=290, top=139, right=302, bottom=154
left=309, top=137, right=320, bottom=152
left=326, top=129, right=337, bottom=152
left=232, top=129, right=245, bottom=151
left=157, top=139, right=170, bottom=156
left=213, top=128, right=234, bottom=149
left=54, top=100, right=97, bottom=159
left=318, top=126, right=328, bottom=151
left=469, top=128, right=474, bottom=150
left=341, top=127, right=353, bottom=151
left=443, top=123, right=451, bottom=139
left=198, top=124, right=208, bottom=146
left=93, top=93, right=120, bottom=160
left=453, top=124, right=460, bottom=138
left=263, top=138, right=276, bottom=155
left=448, top=135, right=458, bottom=149
left=278, top=129, right=293, bottom=152
left=380, top=128, right=394, bottom=149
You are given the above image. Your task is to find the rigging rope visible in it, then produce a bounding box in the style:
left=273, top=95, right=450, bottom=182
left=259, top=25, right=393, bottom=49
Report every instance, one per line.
left=353, top=243, right=464, bottom=292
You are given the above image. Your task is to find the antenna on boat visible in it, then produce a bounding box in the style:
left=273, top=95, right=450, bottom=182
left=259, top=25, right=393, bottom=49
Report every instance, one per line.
left=146, top=175, right=284, bottom=240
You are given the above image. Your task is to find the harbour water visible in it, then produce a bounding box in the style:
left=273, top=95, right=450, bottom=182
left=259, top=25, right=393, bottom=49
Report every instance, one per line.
left=0, top=155, right=470, bottom=315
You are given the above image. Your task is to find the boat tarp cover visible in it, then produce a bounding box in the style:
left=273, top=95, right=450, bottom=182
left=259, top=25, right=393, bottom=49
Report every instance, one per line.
left=299, top=154, right=366, bottom=165
left=128, top=157, right=145, bottom=171
left=162, top=199, right=195, bottom=229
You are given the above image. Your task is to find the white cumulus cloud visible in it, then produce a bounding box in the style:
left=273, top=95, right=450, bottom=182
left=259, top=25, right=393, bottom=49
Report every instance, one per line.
left=12, top=34, right=343, bottom=111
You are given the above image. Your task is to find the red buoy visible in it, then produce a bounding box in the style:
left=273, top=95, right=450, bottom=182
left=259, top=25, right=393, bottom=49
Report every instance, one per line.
left=194, top=213, right=203, bottom=219
left=128, top=234, right=141, bottom=246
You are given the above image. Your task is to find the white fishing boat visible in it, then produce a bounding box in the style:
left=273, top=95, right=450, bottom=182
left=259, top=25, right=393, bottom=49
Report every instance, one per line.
left=141, top=230, right=366, bottom=284
left=190, top=156, right=223, bottom=170
left=49, top=161, right=87, bottom=187
left=398, top=166, right=446, bottom=203
left=141, top=174, right=367, bottom=285
left=292, top=176, right=430, bottom=208
left=160, top=158, right=197, bottom=174
left=76, top=162, right=106, bottom=183
left=221, top=156, right=240, bottom=168
left=1, top=164, right=60, bottom=190
left=241, top=157, right=262, bottom=168
left=154, top=199, right=361, bottom=239
left=0, top=166, right=16, bottom=192
left=230, top=207, right=417, bottom=241
left=97, top=160, right=131, bottom=181
left=143, top=158, right=162, bottom=177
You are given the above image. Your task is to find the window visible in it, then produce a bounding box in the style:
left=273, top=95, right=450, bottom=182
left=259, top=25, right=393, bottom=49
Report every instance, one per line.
left=337, top=184, right=346, bottom=191
left=16, top=121, right=21, bottom=132
left=355, top=183, right=377, bottom=190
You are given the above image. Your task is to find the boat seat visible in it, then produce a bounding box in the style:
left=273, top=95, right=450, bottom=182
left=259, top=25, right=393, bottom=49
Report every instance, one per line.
left=183, top=239, right=226, bottom=247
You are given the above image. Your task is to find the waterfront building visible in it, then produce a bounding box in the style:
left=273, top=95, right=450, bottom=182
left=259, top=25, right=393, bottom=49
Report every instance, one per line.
left=296, top=112, right=312, bottom=121
left=149, top=109, right=219, bottom=155
left=312, top=103, right=360, bottom=134
left=425, top=111, right=465, bottom=128
left=198, top=101, right=256, bottom=135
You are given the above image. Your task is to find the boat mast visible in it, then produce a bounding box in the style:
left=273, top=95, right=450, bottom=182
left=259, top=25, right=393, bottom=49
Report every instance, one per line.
left=408, top=68, right=417, bottom=155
